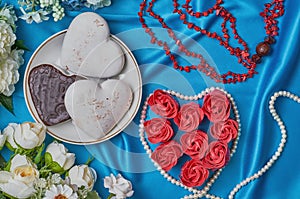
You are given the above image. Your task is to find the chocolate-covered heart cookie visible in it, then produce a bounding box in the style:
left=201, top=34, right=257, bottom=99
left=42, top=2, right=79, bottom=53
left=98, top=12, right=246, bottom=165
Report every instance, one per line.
left=28, top=64, right=76, bottom=126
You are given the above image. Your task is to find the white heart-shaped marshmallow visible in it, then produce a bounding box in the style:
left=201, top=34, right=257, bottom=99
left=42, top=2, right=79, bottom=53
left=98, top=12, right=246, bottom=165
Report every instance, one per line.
left=79, top=40, right=125, bottom=78
left=65, top=79, right=133, bottom=138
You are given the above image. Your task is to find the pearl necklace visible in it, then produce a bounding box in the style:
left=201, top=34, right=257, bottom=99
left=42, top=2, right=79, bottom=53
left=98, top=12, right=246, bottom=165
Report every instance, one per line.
left=139, top=87, right=241, bottom=198
left=138, top=0, right=285, bottom=83
left=182, top=90, right=292, bottom=198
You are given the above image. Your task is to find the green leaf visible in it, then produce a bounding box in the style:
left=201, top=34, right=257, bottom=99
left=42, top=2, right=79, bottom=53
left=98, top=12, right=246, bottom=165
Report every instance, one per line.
left=0, top=191, right=6, bottom=199
left=4, top=157, right=11, bottom=171
left=44, top=152, right=52, bottom=165
left=12, top=40, right=29, bottom=51
left=49, top=161, right=64, bottom=174
left=5, top=142, right=16, bottom=152
left=86, top=191, right=101, bottom=199
left=44, top=152, right=64, bottom=173
left=34, top=143, right=45, bottom=164
left=0, top=94, right=14, bottom=115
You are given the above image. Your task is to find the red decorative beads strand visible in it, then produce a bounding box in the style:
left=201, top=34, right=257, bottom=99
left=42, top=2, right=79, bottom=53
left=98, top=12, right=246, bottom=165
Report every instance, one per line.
left=138, top=0, right=285, bottom=84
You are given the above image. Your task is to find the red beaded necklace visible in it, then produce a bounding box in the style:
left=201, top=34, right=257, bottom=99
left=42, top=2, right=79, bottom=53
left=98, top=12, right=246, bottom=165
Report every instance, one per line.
left=138, top=0, right=285, bottom=84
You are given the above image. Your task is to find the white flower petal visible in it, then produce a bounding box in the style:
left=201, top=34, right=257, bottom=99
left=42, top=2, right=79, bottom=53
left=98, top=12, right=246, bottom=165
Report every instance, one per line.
left=0, top=134, right=7, bottom=148
left=63, top=153, right=75, bottom=170
left=43, top=184, right=77, bottom=199
left=3, top=123, right=18, bottom=149
left=0, top=178, right=36, bottom=198
left=10, top=154, right=29, bottom=172
left=0, top=171, right=12, bottom=183
left=32, top=12, right=42, bottom=23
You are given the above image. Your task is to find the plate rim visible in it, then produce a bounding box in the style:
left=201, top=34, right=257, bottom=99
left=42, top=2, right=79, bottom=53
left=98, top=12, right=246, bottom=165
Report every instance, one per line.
left=23, top=29, right=142, bottom=145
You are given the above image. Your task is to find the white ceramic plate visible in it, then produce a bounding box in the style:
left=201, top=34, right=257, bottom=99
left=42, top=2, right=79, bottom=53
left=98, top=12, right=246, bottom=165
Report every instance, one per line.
left=24, top=30, right=142, bottom=145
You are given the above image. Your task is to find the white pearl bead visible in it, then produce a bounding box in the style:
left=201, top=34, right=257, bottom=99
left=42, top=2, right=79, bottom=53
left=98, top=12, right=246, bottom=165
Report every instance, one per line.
left=175, top=92, right=181, bottom=98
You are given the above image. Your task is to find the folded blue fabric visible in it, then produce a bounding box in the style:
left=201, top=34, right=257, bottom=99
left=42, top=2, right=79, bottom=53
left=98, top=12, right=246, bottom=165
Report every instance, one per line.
left=1, top=0, right=299, bottom=198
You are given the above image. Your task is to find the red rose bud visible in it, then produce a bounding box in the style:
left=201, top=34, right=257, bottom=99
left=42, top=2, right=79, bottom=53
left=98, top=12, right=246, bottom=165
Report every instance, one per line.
left=144, top=118, right=174, bottom=143
left=151, top=140, right=183, bottom=171
left=202, top=141, right=228, bottom=170
left=210, top=119, right=238, bottom=143
left=174, top=102, right=204, bottom=132
left=180, top=159, right=209, bottom=187
left=180, top=130, right=208, bottom=160
left=148, top=90, right=179, bottom=118
left=202, top=90, right=231, bottom=122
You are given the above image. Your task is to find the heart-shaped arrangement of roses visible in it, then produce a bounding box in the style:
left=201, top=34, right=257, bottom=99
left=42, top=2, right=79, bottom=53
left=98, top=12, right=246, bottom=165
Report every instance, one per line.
left=139, top=87, right=241, bottom=195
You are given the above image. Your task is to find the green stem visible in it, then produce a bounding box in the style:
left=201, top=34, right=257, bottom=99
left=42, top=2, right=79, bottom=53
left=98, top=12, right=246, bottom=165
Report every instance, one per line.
left=107, top=193, right=115, bottom=199
left=31, top=0, right=36, bottom=11
left=85, top=156, right=95, bottom=166
left=39, top=164, right=52, bottom=177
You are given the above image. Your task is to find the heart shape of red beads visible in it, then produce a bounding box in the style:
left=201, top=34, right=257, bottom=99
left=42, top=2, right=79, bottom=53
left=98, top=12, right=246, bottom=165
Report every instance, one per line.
left=139, top=87, right=241, bottom=196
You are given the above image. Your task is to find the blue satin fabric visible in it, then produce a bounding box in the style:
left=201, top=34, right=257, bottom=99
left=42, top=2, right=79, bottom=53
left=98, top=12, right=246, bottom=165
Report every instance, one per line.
left=1, top=0, right=299, bottom=198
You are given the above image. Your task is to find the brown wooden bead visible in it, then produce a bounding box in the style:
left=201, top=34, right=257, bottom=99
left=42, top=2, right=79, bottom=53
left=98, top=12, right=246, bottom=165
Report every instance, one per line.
left=264, top=36, right=276, bottom=44
left=252, top=54, right=262, bottom=63
left=256, top=42, right=270, bottom=56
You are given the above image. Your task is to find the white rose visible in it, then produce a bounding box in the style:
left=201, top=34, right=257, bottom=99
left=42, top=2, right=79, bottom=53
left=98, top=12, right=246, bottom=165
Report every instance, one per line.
left=104, top=174, right=134, bottom=199
left=0, top=20, right=15, bottom=59
left=69, top=165, right=96, bottom=190
left=0, top=154, right=38, bottom=198
left=46, top=141, right=75, bottom=171
left=3, top=122, right=46, bottom=150
left=0, top=57, right=20, bottom=96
